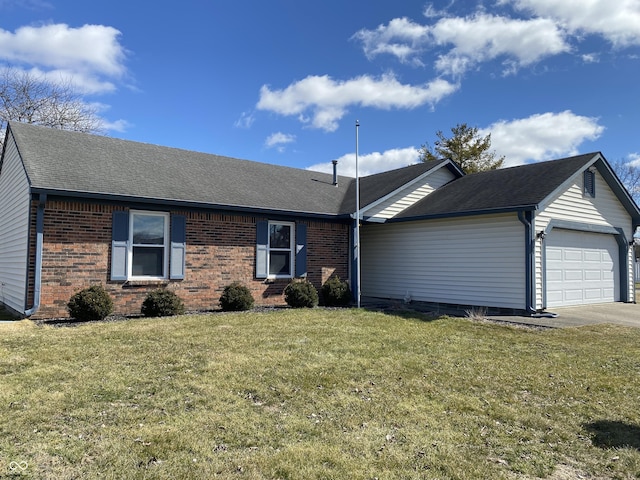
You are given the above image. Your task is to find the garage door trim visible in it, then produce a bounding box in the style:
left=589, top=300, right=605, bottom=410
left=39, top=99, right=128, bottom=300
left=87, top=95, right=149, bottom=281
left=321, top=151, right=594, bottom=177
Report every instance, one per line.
left=542, top=219, right=629, bottom=308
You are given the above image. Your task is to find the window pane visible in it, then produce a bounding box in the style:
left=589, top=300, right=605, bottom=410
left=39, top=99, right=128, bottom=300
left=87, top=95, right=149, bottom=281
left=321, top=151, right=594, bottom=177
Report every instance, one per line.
left=132, top=246, right=164, bottom=276
left=270, top=224, right=290, bottom=249
left=269, top=251, right=290, bottom=276
left=133, top=215, right=165, bottom=245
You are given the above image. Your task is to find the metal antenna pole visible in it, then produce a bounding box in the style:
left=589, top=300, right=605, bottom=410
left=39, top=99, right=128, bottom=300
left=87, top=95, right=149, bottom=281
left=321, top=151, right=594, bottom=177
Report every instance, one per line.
left=355, top=120, right=361, bottom=308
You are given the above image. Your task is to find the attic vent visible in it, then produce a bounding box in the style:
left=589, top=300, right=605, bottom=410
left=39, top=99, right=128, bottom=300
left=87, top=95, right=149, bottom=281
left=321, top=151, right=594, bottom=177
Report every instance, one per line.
left=584, top=169, right=596, bottom=198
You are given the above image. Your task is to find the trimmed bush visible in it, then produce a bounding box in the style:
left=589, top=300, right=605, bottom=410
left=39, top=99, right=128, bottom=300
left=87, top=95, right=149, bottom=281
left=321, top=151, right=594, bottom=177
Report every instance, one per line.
left=284, top=280, right=319, bottom=308
left=67, top=285, right=113, bottom=321
left=219, top=282, right=255, bottom=311
left=321, top=276, right=352, bottom=307
left=141, top=289, right=185, bottom=317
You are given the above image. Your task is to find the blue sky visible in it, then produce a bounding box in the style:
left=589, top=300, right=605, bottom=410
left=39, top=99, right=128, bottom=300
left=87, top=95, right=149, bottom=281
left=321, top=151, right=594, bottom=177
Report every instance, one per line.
left=1, top=0, right=639, bottom=177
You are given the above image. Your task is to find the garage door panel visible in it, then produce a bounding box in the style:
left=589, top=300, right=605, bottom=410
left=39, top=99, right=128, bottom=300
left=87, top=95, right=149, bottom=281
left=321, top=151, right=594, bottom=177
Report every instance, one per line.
left=584, top=251, right=602, bottom=262
left=563, top=250, right=583, bottom=261
left=584, top=288, right=605, bottom=300
left=563, top=289, right=584, bottom=302
left=584, top=270, right=602, bottom=281
left=546, top=230, right=619, bottom=307
left=563, top=269, right=583, bottom=281
left=547, top=249, right=562, bottom=261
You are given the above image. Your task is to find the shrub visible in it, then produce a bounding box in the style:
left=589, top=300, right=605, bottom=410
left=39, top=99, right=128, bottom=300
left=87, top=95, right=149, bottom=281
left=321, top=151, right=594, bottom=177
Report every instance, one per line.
left=67, top=285, right=113, bottom=321
left=284, top=280, right=319, bottom=308
left=141, top=289, right=185, bottom=317
left=321, top=276, right=352, bottom=307
left=219, top=282, right=255, bottom=311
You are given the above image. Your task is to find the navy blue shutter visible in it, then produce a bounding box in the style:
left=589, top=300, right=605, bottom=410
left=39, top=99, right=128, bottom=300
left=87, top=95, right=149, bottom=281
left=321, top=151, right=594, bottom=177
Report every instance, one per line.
left=295, top=223, right=307, bottom=278
left=170, top=215, right=186, bottom=279
left=256, top=221, right=268, bottom=278
left=111, top=211, right=129, bottom=280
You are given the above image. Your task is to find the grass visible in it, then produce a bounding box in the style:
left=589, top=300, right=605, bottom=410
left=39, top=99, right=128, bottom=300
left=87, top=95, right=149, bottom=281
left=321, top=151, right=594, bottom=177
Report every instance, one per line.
left=1, top=309, right=639, bottom=479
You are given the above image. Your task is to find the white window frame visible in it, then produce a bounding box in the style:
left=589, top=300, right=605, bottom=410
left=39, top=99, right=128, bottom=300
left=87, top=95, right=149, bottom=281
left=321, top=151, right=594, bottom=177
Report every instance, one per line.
left=128, top=210, right=170, bottom=280
left=268, top=221, right=295, bottom=279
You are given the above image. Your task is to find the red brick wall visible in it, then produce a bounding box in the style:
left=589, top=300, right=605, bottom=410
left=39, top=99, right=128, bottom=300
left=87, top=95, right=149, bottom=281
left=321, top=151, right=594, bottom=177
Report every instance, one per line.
left=30, top=199, right=350, bottom=319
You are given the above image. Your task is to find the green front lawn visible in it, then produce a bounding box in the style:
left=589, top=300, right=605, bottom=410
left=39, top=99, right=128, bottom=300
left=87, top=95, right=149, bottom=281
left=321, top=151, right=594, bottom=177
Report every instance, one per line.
left=1, top=309, right=639, bottom=479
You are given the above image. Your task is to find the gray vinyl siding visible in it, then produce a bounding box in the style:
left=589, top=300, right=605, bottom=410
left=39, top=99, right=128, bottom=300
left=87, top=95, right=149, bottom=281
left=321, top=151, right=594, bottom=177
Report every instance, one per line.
left=535, top=171, right=634, bottom=307
left=0, top=135, right=31, bottom=312
left=361, top=213, right=526, bottom=309
left=364, top=168, right=456, bottom=221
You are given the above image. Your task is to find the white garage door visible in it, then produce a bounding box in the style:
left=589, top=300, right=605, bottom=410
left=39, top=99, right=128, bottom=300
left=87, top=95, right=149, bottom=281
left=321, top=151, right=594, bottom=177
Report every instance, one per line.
left=546, top=229, right=619, bottom=307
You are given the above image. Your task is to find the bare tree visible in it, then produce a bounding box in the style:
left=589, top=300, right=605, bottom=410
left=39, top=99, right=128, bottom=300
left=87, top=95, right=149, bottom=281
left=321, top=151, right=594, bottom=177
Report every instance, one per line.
left=0, top=67, right=103, bottom=145
left=420, top=123, right=504, bottom=174
left=610, top=158, right=640, bottom=205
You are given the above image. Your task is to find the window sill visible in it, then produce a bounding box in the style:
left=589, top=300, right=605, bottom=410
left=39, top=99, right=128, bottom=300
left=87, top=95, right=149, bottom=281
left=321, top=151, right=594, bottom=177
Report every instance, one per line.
left=123, top=279, right=170, bottom=287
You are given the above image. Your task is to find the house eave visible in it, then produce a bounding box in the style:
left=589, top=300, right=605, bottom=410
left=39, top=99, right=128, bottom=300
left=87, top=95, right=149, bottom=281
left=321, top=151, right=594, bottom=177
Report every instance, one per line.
left=383, top=204, right=539, bottom=223
left=358, top=160, right=464, bottom=216
left=30, top=187, right=353, bottom=222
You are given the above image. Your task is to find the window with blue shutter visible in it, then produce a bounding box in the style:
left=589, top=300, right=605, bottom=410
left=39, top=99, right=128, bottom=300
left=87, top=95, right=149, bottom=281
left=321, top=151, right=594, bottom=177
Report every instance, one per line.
left=111, top=210, right=185, bottom=281
left=256, top=220, right=306, bottom=279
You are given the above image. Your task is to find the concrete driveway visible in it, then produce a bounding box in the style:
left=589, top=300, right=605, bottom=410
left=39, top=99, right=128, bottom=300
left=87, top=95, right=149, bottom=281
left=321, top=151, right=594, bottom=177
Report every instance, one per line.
left=488, top=302, right=640, bottom=328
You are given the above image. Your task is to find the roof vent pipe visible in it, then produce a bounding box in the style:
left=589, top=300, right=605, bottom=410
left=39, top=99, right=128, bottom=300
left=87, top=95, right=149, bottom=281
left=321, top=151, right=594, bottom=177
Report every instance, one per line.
left=332, top=160, right=338, bottom=186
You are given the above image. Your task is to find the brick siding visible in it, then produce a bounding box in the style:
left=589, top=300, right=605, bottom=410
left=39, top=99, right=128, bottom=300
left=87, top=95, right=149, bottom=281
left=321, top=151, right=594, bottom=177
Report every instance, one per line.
left=29, top=199, right=350, bottom=319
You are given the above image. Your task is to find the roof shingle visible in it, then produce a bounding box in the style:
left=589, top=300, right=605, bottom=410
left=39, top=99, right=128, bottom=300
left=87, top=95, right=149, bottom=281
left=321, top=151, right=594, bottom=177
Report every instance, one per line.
left=8, top=122, right=638, bottom=224
left=395, top=153, right=600, bottom=219
left=6, top=121, right=457, bottom=217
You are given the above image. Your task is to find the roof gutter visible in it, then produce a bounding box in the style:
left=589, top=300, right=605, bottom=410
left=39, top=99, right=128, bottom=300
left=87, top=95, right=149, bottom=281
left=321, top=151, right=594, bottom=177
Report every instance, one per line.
left=24, top=193, right=46, bottom=317
left=384, top=204, right=539, bottom=224
left=29, top=187, right=354, bottom=222
left=517, top=209, right=536, bottom=315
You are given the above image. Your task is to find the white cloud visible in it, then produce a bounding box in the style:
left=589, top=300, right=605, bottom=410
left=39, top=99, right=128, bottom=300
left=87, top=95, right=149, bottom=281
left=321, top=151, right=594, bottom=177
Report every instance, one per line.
left=101, top=118, right=131, bottom=133
left=627, top=153, right=640, bottom=167
left=581, top=53, right=599, bottom=63
left=354, top=2, right=640, bottom=78
left=265, top=131, right=296, bottom=150
left=307, top=112, right=605, bottom=174
left=307, top=147, right=420, bottom=177
left=351, top=12, right=569, bottom=77
left=234, top=111, right=255, bottom=129
left=506, top=0, right=640, bottom=47
left=257, top=73, right=458, bottom=132
left=431, top=14, right=570, bottom=76
left=482, top=111, right=605, bottom=166
left=0, top=23, right=127, bottom=93
left=351, top=17, right=430, bottom=65
left=423, top=3, right=450, bottom=19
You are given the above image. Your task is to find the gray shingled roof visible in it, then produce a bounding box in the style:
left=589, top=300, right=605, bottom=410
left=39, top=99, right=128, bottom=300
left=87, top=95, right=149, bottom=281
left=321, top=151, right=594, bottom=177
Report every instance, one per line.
left=9, top=121, right=351, bottom=216
left=8, top=122, right=638, bottom=223
left=339, top=159, right=458, bottom=213
left=6, top=121, right=458, bottom=218
left=394, top=153, right=621, bottom=219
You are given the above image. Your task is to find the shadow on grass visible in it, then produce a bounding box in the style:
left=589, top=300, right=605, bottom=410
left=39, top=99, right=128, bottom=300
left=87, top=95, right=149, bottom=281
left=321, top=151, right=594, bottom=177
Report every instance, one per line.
left=584, top=420, right=640, bottom=450
left=361, top=301, right=442, bottom=323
